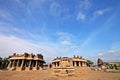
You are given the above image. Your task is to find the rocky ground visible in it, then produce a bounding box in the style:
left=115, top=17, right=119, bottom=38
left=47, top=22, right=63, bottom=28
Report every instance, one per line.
left=0, top=67, right=120, bottom=80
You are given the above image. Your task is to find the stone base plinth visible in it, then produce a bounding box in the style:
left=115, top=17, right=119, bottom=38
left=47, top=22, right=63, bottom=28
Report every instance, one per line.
left=8, top=67, right=16, bottom=71
left=16, top=67, right=22, bottom=71
left=8, top=66, right=43, bottom=71
left=39, top=67, right=43, bottom=70
left=53, top=67, right=75, bottom=77
left=58, top=73, right=68, bottom=77
left=32, top=67, right=38, bottom=70
left=25, top=67, right=31, bottom=71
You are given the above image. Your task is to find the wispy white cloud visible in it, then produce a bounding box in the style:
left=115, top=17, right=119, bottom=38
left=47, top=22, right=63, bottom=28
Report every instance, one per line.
left=0, top=34, right=60, bottom=62
left=40, top=23, right=47, bottom=34
left=76, top=1, right=111, bottom=21
left=0, top=34, right=38, bottom=56
left=89, top=48, right=120, bottom=64
left=111, top=42, right=120, bottom=50
left=0, top=22, right=16, bottom=34
left=56, top=32, right=81, bottom=56
left=74, top=13, right=116, bottom=57
left=79, top=7, right=114, bottom=50
left=56, top=32, right=73, bottom=41
left=78, top=0, right=91, bottom=10
left=50, top=2, right=62, bottom=17
left=80, top=30, right=99, bottom=49
left=49, top=1, right=71, bottom=20
left=60, top=40, right=72, bottom=45
left=0, top=0, right=119, bottom=63
left=76, top=12, right=86, bottom=21
left=0, top=21, right=51, bottom=44
left=56, top=32, right=75, bottom=46
left=76, top=0, right=92, bottom=21
left=107, top=49, right=120, bottom=54
left=13, top=0, right=48, bottom=23
left=98, top=53, right=103, bottom=57
left=0, top=9, right=13, bottom=21
left=28, top=0, right=47, bottom=11
left=0, top=22, right=22, bottom=34
left=99, top=49, right=120, bottom=61
left=93, top=8, right=111, bottom=19
left=72, top=32, right=96, bottom=56
left=0, top=31, right=78, bottom=62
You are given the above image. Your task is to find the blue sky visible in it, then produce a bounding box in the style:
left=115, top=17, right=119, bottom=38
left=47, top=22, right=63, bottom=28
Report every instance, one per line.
left=0, top=0, right=120, bottom=63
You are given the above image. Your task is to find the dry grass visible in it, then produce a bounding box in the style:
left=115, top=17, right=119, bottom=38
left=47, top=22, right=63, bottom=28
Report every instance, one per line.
left=0, top=67, right=120, bottom=80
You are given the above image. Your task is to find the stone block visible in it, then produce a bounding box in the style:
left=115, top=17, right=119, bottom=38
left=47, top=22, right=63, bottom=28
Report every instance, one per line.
left=25, top=67, right=30, bottom=71
left=32, top=67, right=37, bottom=70
left=16, top=67, right=22, bottom=71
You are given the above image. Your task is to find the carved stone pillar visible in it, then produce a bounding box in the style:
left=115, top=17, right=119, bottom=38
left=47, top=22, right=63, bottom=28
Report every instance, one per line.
left=54, top=63, right=56, bottom=67
left=82, top=62, right=85, bottom=66
left=38, top=61, right=40, bottom=67
left=54, top=62, right=56, bottom=67
left=36, top=60, right=38, bottom=67
left=7, top=60, right=12, bottom=69
left=35, top=60, right=38, bottom=70
left=81, top=62, right=83, bottom=67
left=80, top=62, right=82, bottom=67
left=84, top=62, right=86, bottom=66
left=29, top=60, right=32, bottom=67
left=79, top=62, right=81, bottom=67
left=12, top=60, right=15, bottom=67
left=70, top=59, right=73, bottom=66
left=17, top=60, right=19, bottom=67
left=79, top=62, right=80, bottom=67
left=21, top=59, right=25, bottom=67
left=52, top=63, right=55, bottom=68
left=74, top=61, right=77, bottom=66
left=56, top=62, right=58, bottom=67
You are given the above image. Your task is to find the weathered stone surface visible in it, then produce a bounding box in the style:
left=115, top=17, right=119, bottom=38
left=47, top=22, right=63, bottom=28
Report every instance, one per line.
left=97, top=58, right=103, bottom=66
left=44, top=77, right=59, bottom=80
left=52, top=57, right=75, bottom=76
left=7, top=53, right=45, bottom=71
left=52, top=55, right=87, bottom=68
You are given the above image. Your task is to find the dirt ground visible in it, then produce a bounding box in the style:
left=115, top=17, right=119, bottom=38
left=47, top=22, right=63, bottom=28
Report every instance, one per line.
left=0, top=67, right=120, bottom=80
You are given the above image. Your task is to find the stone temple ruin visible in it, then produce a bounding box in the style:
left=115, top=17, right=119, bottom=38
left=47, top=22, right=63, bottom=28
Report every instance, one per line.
left=52, top=55, right=87, bottom=67
left=6, top=53, right=87, bottom=76
left=7, top=53, right=45, bottom=71
left=91, top=58, right=120, bottom=71
left=52, top=55, right=87, bottom=76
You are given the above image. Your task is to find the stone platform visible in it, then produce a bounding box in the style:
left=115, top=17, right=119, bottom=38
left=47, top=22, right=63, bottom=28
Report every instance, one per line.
left=53, top=67, right=75, bottom=76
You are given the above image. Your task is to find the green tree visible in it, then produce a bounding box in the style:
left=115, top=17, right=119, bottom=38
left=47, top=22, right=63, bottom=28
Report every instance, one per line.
left=0, top=57, right=2, bottom=61
left=0, top=56, right=11, bottom=69
left=0, top=57, right=2, bottom=69
left=86, top=60, right=94, bottom=67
